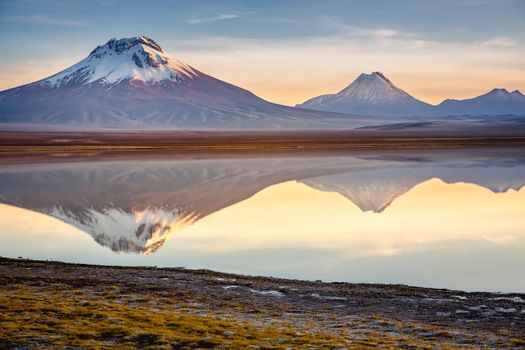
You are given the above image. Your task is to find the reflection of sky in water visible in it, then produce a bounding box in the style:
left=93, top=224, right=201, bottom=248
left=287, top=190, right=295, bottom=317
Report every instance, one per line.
left=0, top=149, right=524, bottom=292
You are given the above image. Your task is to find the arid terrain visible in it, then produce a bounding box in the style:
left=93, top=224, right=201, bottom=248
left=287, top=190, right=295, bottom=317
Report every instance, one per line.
left=1, top=131, right=525, bottom=155
left=1, top=257, right=524, bottom=349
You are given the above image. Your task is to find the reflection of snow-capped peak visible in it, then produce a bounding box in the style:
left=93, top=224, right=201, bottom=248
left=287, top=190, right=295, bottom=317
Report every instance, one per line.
left=46, top=205, right=196, bottom=254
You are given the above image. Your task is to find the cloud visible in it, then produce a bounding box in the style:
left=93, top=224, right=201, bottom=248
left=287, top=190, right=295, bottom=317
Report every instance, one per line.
left=320, top=17, right=404, bottom=39
left=481, top=36, right=517, bottom=48
left=352, top=27, right=400, bottom=38
left=4, top=15, right=85, bottom=26
left=187, top=14, right=242, bottom=24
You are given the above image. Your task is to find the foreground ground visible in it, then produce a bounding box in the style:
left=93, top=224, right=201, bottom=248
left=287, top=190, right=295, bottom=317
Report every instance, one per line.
left=1, top=257, right=524, bottom=349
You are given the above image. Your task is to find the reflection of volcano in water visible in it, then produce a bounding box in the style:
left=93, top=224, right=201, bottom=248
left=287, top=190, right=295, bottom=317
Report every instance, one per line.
left=302, top=165, right=525, bottom=213
left=46, top=206, right=191, bottom=254
left=302, top=170, right=422, bottom=213
left=0, top=157, right=354, bottom=253
left=0, top=149, right=524, bottom=253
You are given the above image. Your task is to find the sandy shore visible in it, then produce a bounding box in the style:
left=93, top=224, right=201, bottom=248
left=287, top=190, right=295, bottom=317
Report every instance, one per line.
left=1, top=257, right=524, bottom=348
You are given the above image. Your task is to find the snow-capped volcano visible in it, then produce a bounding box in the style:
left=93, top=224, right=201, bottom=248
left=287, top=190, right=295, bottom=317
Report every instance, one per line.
left=297, top=72, right=431, bottom=116
left=42, top=36, right=197, bottom=87
left=0, top=36, right=394, bottom=131
left=0, top=36, right=263, bottom=129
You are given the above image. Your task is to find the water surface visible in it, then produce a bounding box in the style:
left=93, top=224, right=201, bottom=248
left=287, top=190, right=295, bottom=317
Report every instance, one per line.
left=0, top=148, right=524, bottom=292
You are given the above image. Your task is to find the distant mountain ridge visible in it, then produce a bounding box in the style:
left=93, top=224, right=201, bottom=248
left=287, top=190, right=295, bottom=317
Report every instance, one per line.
left=433, top=88, right=525, bottom=116
left=0, top=36, right=384, bottom=131
left=297, top=72, right=525, bottom=117
left=0, top=36, right=523, bottom=130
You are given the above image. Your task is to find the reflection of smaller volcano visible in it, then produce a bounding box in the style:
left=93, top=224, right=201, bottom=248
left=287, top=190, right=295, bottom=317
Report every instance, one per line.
left=302, top=169, right=425, bottom=213
left=301, top=165, right=525, bottom=213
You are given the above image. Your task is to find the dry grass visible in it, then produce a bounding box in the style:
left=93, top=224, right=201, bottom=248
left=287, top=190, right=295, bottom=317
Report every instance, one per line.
left=2, top=282, right=521, bottom=349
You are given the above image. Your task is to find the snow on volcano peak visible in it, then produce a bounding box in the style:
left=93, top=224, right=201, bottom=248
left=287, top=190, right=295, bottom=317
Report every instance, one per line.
left=41, top=36, right=198, bottom=88
left=335, top=71, right=412, bottom=102
left=297, top=71, right=431, bottom=116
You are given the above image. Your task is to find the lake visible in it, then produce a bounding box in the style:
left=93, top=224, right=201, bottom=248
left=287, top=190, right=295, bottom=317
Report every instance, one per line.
left=1, top=147, right=524, bottom=292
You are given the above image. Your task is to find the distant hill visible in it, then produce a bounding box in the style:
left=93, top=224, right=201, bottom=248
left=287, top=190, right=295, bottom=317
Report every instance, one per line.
left=432, top=88, right=525, bottom=116
left=297, top=72, right=432, bottom=116
left=297, top=72, right=525, bottom=117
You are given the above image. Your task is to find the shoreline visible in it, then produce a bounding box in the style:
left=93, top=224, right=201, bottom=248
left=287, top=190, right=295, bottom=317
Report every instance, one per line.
left=1, top=131, right=525, bottom=155
left=1, top=256, right=524, bottom=348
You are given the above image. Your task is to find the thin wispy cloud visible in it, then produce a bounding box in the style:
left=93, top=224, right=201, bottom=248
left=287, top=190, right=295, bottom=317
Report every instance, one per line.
left=256, top=17, right=303, bottom=24
left=481, top=36, right=517, bottom=48
left=4, top=15, right=85, bottom=26
left=320, top=17, right=405, bottom=39
left=350, top=27, right=400, bottom=38
left=187, top=14, right=242, bottom=24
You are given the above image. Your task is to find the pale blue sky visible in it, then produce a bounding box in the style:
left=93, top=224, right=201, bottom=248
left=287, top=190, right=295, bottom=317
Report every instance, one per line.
left=1, top=0, right=524, bottom=104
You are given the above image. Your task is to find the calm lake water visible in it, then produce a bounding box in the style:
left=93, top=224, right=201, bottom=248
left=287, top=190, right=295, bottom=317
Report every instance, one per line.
left=0, top=148, right=524, bottom=292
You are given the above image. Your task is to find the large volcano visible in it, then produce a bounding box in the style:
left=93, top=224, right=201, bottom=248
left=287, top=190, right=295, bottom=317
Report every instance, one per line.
left=0, top=36, right=378, bottom=131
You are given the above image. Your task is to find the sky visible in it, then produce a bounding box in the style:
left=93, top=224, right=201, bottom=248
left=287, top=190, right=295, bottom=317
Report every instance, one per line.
left=0, top=0, right=524, bottom=105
